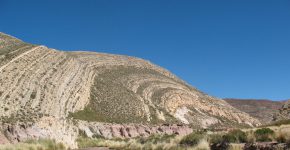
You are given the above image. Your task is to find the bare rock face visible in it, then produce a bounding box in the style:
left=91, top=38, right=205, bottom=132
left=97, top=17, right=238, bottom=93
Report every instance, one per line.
left=1, top=117, right=79, bottom=148
left=77, top=121, right=193, bottom=139
left=0, top=32, right=260, bottom=148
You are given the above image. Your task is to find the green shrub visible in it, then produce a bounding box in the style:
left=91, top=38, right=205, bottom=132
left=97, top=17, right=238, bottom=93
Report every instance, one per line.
left=254, top=128, right=274, bottom=142
left=30, top=91, right=37, bottom=99
left=223, top=129, right=247, bottom=143
left=179, top=132, right=204, bottom=146
left=137, top=134, right=176, bottom=144
left=209, top=134, right=230, bottom=150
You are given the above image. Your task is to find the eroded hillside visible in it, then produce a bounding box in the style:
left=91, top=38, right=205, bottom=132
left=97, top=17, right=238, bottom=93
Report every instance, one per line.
left=0, top=33, right=260, bottom=148
left=274, top=100, right=290, bottom=121
left=224, top=98, right=285, bottom=124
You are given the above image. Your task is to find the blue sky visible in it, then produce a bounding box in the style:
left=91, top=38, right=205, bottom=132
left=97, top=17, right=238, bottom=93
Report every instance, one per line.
left=1, top=0, right=290, bottom=100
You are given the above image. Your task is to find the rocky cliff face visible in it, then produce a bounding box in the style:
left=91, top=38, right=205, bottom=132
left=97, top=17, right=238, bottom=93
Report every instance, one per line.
left=0, top=33, right=260, bottom=148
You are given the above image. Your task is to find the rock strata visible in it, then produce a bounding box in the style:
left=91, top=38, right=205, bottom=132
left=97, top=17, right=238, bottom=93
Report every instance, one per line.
left=0, top=32, right=260, bottom=148
left=78, top=121, right=193, bottom=139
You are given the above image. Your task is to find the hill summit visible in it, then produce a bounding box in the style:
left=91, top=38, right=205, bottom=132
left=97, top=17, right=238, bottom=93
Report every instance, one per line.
left=0, top=32, right=260, bottom=148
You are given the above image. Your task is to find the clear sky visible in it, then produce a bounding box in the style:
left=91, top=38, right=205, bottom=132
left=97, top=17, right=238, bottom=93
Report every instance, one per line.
left=1, top=0, right=290, bottom=100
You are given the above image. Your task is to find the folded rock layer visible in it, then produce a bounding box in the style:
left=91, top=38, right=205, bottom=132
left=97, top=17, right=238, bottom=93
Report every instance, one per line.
left=0, top=33, right=260, bottom=148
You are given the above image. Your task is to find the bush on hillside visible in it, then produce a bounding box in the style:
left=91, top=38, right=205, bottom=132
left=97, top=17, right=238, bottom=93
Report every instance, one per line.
left=254, top=128, right=274, bottom=142
left=137, top=134, right=176, bottom=144
left=223, top=129, right=247, bottom=143
left=180, top=132, right=204, bottom=147
left=209, top=134, right=230, bottom=150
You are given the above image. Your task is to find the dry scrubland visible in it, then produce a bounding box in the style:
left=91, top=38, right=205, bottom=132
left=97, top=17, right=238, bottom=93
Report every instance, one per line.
left=1, top=123, right=289, bottom=150
left=0, top=139, right=65, bottom=150
left=73, top=124, right=290, bottom=150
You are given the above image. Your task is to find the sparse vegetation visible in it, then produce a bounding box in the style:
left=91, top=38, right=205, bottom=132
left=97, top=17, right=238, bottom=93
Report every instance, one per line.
left=4, top=107, right=9, bottom=111
left=77, top=135, right=181, bottom=150
left=69, top=66, right=180, bottom=124
left=254, top=128, right=274, bottom=142
left=1, top=32, right=290, bottom=150
left=209, top=134, right=230, bottom=150
left=30, top=91, right=37, bottom=99
left=137, top=134, right=176, bottom=144
left=0, top=139, right=66, bottom=150
left=223, top=129, right=247, bottom=143
left=268, top=119, right=290, bottom=126
left=179, top=132, right=204, bottom=147
left=76, top=131, right=222, bottom=150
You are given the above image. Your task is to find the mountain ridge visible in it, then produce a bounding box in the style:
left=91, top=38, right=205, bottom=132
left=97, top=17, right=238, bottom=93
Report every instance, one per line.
left=224, top=98, right=289, bottom=124
left=0, top=32, right=260, bottom=148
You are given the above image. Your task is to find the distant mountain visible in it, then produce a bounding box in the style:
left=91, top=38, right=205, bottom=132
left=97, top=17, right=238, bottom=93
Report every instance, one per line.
left=274, top=100, right=290, bottom=121
left=224, top=98, right=286, bottom=124
left=0, top=32, right=260, bottom=148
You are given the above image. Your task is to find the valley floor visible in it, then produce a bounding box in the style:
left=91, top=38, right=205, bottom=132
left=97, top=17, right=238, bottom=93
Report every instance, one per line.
left=1, top=124, right=290, bottom=150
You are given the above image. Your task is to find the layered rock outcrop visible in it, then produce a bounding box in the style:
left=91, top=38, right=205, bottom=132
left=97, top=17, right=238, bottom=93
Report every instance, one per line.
left=0, top=32, right=260, bottom=148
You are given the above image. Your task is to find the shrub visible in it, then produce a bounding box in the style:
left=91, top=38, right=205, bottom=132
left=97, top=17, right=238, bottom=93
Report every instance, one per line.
left=179, top=132, right=204, bottom=147
left=30, top=91, right=37, bottom=99
left=209, top=134, right=230, bottom=150
left=223, top=129, right=247, bottom=143
left=245, top=131, right=255, bottom=143
left=138, top=134, right=175, bottom=144
left=276, top=133, right=287, bottom=143
left=254, top=128, right=274, bottom=142
left=4, top=107, right=9, bottom=111
left=286, top=139, right=290, bottom=148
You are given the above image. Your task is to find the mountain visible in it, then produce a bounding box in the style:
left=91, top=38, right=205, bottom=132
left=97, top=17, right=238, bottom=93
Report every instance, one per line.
left=224, top=98, right=286, bottom=124
left=0, top=32, right=260, bottom=148
left=273, top=100, right=290, bottom=121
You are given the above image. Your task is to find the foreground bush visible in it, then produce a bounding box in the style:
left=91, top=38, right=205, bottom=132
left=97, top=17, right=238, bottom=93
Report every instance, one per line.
left=276, top=133, right=287, bottom=143
left=287, top=139, right=290, bottom=148
left=223, top=129, right=247, bottom=143
left=254, top=128, right=274, bottom=142
left=137, top=134, right=176, bottom=144
left=179, top=132, right=204, bottom=147
left=209, top=134, right=230, bottom=150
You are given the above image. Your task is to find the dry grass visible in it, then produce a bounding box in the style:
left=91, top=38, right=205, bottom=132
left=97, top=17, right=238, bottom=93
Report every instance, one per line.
left=77, top=134, right=211, bottom=150
left=0, top=139, right=65, bottom=150
left=76, top=125, right=290, bottom=150
left=2, top=125, right=290, bottom=150
left=229, top=143, right=244, bottom=150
